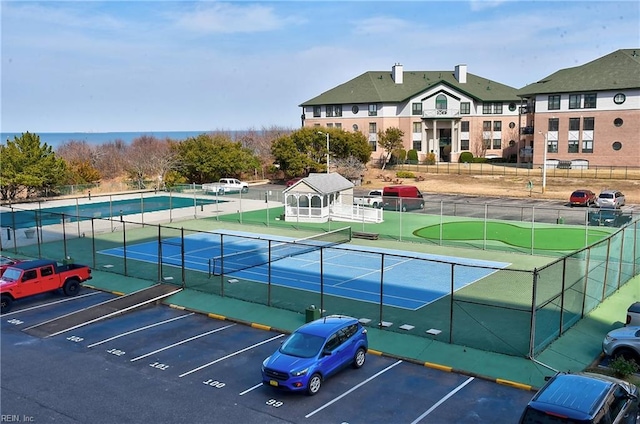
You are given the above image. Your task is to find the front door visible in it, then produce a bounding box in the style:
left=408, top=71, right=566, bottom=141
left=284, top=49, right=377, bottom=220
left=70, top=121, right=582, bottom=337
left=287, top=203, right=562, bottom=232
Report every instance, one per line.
left=438, top=129, right=452, bottom=162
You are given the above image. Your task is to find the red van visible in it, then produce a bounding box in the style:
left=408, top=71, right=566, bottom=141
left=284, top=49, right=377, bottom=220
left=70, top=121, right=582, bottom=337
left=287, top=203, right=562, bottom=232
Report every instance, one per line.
left=382, top=185, right=424, bottom=211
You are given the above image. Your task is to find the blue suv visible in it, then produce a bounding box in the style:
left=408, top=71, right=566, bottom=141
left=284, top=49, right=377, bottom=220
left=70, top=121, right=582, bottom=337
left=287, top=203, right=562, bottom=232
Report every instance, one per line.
left=261, top=315, right=368, bottom=395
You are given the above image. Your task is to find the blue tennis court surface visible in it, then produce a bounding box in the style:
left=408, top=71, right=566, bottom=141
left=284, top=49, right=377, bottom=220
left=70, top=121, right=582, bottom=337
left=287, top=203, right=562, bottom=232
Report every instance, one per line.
left=98, top=230, right=510, bottom=310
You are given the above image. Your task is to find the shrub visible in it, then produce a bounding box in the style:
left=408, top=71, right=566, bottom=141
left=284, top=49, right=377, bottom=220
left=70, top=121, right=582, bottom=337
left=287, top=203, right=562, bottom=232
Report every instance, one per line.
left=424, top=152, right=436, bottom=165
left=396, top=171, right=415, bottom=178
left=609, top=356, right=639, bottom=378
left=459, top=151, right=473, bottom=163
left=393, top=149, right=407, bottom=163
left=407, top=149, right=419, bottom=163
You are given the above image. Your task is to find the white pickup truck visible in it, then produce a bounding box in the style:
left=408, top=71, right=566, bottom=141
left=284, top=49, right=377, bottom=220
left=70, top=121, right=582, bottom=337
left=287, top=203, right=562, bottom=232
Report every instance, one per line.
left=353, top=190, right=383, bottom=208
left=202, top=178, right=249, bottom=194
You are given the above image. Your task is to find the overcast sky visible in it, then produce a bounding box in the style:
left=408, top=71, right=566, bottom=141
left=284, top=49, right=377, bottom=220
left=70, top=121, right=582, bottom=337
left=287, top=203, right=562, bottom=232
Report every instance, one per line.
left=2, top=0, right=638, bottom=133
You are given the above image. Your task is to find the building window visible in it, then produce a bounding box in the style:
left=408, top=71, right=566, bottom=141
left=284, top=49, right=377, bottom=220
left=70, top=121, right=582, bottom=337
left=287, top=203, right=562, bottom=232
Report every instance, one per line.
left=569, top=118, right=580, bottom=131
left=412, top=122, right=421, bottom=134
left=313, top=106, right=321, bottom=117
left=612, top=141, right=622, bottom=151
left=584, top=93, right=596, bottom=108
left=368, top=122, right=377, bottom=151
left=548, top=95, right=560, bottom=110
left=412, top=140, right=421, bottom=150
left=583, top=117, right=594, bottom=130
left=353, top=124, right=359, bottom=131
left=568, top=139, right=579, bottom=153
left=492, top=139, right=501, bottom=149
left=483, top=139, right=491, bottom=149
left=335, top=105, right=342, bottom=117
left=582, top=139, right=593, bottom=153
left=614, top=118, right=623, bottom=127
left=368, top=104, right=377, bottom=116
left=482, top=103, right=492, bottom=114
left=569, top=94, right=581, bottom=109
left=613, top=93, right=626, bottom=104
left=548, top=118, right=559, bottom=131
left=412, top=103, right=422, bottom=115
left=509, top=122, right=515, bottom=129
left=548, top=140, right=558, bottom=153
left=436, top=95, right=447, bottom=113
left=461, top=121, right=469, bottom=132
left=509, top=102, right=516, bottom=112
left=335, top=123, right=342, bottom=129
left=326, top=106, right=334, bottom=117
left=493, top=121, right=502, bottom=131
left=493, top=103, right=503, bottom=114
left=327, top=123, right=333, bottom=128
left=460, top=102, right=470, bottom=114
left=461, top=139, right=469, bottom=150
left=352, top=105, right=359, bottom=114
left=482, top=121, right=491, bottom=131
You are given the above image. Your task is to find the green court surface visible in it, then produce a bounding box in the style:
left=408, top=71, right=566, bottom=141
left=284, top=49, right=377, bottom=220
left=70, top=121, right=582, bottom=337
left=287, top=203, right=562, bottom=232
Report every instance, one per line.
left=413, top=221, right=612, bottom=251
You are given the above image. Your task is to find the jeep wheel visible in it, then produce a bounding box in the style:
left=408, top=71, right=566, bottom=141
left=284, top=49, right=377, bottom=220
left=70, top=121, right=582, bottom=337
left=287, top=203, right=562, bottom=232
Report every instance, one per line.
left=63, top=279, right=81, bottom=296
left=1, top=295, right=12, bottom=314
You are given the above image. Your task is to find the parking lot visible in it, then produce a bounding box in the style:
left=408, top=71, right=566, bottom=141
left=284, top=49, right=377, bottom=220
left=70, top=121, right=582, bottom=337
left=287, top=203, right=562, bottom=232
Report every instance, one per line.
left=1, top=287, right=534, bottom=423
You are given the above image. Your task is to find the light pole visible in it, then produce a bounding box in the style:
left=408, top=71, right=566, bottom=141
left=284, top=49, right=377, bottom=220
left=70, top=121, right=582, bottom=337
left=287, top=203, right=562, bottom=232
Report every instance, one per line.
left=539, top=131, right=548, bottom=194
left=318, top=131, right=330, bottom=173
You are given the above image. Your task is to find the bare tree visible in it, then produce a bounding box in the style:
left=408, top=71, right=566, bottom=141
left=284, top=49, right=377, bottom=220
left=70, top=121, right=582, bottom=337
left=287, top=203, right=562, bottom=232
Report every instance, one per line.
left=333, top=156, right=366, bottom=181
left=471, top=132, right=489, bottom=158
left=94, top=139, right=128, bottom=179
left=125, top=136, right=178, bottom=189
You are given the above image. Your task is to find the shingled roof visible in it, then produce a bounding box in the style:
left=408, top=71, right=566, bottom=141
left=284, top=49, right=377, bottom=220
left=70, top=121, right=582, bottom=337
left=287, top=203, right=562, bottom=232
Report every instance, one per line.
left=300, top=69, right=520, bottom=106
left=517, top=48, right=640, bottom=96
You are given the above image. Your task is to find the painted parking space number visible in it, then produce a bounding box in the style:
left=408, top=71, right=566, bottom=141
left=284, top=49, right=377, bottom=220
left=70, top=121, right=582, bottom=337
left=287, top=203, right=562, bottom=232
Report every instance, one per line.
left=202, top=379, right=226, bottom=389
left=7, top=319, right=24, bottom=325
left=266, top=399, right=283, bottom=408
left=149, top=362, right=169, bottom=370
left=107, top=348, right=125, bottom=356
left=66, top=335, right=84, bottom=342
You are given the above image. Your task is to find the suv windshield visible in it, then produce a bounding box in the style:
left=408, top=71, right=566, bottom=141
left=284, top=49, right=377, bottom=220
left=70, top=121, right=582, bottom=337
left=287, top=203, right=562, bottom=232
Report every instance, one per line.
left=599, top=193, right=614, bottom=199
left=279, top=332, right=325, bottom=358
left=1, top=268, right=21, bottom=281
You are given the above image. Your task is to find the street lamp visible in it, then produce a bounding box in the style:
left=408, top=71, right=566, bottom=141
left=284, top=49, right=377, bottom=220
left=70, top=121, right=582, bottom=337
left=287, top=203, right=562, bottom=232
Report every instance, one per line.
left=318, top=131, right=330, bottom=173
left=539, top=131, right=548, bottom=194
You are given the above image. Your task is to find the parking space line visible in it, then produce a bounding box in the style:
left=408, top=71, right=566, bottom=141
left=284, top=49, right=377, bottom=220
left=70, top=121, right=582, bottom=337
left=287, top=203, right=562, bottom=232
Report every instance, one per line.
left=87, top=313, right=195, bottom=348
left=305, top=360, right=403, bottom=418
left=239, top=383, right=264, bottom=396
left=129, top=324, right=236, bottom=362
left=179, top=333, right=285, bottom=378
left=410, top=376, right=475, bottom=424
left=1, top=292, right=100, bottom=317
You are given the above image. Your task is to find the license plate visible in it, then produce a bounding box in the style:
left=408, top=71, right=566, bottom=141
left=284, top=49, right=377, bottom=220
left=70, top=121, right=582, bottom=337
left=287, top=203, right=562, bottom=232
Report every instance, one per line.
left=269, top=380, right=279, bottom=387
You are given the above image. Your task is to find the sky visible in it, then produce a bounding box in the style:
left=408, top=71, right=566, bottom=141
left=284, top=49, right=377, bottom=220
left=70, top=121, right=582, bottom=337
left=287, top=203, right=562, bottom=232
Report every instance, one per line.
left=1, top=0, right=638, bottom=133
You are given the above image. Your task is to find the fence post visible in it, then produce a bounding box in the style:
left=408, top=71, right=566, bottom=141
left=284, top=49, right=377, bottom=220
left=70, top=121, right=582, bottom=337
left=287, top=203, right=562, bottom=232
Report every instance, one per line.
left=449, top=263, right=454, bottom=344
left=528, top=268, right=539, bottom=358
left=378, top=253, right=385, bottom=328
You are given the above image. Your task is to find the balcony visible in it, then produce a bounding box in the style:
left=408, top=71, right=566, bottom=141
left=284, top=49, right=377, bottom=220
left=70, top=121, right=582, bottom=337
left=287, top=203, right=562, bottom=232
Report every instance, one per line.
left=521, top=126, right=534, bottom=135
left=422, top=109, right=460, bottom=119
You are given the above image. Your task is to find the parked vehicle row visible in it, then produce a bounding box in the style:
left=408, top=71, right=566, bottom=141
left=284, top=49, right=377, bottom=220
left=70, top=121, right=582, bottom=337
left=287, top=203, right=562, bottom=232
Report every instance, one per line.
left=569, top=189, right=626, bottom=208
left=352, top=185, right=425, bottom=212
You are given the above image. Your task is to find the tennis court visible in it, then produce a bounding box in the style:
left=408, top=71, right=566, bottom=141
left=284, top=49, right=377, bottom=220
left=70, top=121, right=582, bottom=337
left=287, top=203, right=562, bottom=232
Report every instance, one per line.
left=98, top=228, right=510, bottom=310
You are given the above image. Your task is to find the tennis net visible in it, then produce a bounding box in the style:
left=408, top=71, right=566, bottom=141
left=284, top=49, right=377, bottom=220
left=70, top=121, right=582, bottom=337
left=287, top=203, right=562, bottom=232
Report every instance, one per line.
left=209, top=227, right=352, bottom=276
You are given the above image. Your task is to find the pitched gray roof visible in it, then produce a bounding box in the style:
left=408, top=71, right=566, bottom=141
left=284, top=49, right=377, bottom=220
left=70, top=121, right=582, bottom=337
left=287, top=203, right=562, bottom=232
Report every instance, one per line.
left=517, top=49, right=640, bottom=96
left=300, top=69, right=520, bottom=106
left=300, top=173, right=354, bottom=194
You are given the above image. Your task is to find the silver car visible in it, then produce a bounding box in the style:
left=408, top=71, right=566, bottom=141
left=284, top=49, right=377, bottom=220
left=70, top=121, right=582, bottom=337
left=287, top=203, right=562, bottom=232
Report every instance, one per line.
left=596, top=189, right=626, bottom=208
left=603, top=326, right=640, bottom=363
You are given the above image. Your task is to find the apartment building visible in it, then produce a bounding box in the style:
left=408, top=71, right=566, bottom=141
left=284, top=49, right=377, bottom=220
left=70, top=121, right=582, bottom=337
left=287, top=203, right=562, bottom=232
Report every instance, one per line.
left=300, top=49, right=640, bottom=167
left=300, top=64, right=524, bottom=163
left=517, top=48, right=640, bottom=168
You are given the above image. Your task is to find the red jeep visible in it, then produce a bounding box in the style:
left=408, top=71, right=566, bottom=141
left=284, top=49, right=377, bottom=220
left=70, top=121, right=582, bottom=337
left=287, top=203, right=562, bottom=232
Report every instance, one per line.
left=0, top=259, right=92, bottom=313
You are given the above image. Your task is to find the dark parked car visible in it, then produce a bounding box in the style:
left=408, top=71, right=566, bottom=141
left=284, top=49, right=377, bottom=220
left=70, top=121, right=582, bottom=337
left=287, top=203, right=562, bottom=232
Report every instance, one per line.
left=588, top=208, right=633, bottom=227
left=569, top=189, right=596, bottom=207
left=285, top=177, right=303, bottom=187
left=519, top=372, right=639, bottom=424
left=261, top=315, right=368, bottom=395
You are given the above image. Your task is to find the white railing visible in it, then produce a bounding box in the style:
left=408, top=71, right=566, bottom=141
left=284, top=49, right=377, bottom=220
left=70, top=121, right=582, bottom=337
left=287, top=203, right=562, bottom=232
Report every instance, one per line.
left=422, top=109, right=460, bottom=118
left=330, top=204, right=384, bottom=223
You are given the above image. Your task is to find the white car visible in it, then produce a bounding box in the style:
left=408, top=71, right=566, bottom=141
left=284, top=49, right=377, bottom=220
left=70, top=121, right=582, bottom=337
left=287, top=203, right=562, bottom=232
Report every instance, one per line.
left=596, top=189, right=625, bottom=208
left=627, top=302, right=640, bottom=326
left=602, top=326, right=640, bottom=364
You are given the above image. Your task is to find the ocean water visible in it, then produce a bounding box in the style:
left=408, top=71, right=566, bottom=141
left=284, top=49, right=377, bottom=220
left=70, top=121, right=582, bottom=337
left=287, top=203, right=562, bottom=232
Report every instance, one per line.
left=0, top=130, right=229, bottom=149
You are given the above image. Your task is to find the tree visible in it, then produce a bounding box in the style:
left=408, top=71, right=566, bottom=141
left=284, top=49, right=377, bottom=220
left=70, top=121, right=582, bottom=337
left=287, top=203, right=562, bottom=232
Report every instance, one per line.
left=471, top=132, right=489, bottom=158
left=271, top=127, right=370, bottom=176
left=333, top=156, right=366, bottom=181
left=175, top=134, right=260, bottom=184
left=0, top=132, right=67, bottom=199
left=125, top=135, right=179, bottom=189
left=57, top=140, right=101, bottom=184
left=377, top=127, right=405, bottom=170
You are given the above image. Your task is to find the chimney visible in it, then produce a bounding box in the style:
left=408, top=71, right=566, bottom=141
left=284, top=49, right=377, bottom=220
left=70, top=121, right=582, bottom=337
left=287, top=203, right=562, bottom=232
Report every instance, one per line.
left=454, top=64, right=467, bottom=83
left=392, top=63, right=403, bottom=84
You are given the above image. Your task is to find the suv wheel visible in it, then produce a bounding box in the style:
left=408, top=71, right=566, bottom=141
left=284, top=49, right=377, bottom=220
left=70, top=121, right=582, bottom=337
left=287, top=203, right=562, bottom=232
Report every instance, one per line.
left=306, top=373, right=322, bottom=396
